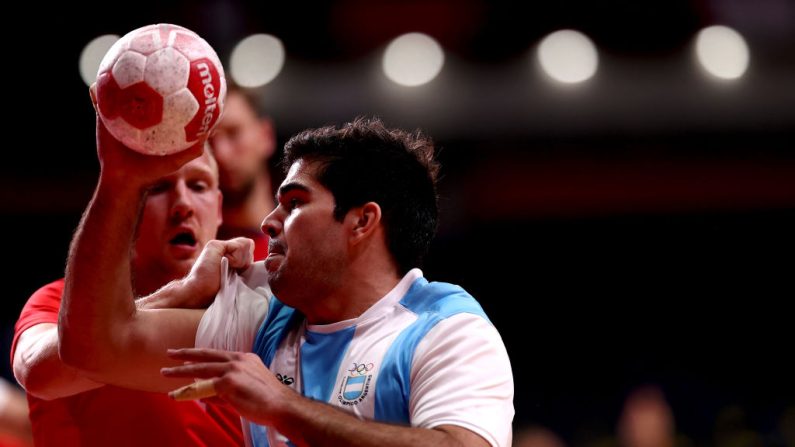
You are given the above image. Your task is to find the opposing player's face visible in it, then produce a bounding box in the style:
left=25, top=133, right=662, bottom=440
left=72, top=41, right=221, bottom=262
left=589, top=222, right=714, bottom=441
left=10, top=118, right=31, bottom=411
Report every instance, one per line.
left=133, top=152, right=223, bottom=281
left=208, top=91, right=274, bottom=196
left=262, top=160, right=346, bottom=309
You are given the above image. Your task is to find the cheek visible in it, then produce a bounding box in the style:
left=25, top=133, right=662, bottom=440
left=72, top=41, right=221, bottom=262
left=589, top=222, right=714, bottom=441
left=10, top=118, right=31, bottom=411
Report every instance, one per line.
left=195, top=192, right=220, bottom=210
left=281, top=216, right=305, bottom=252
left=196, top=196, right=222, bottom=226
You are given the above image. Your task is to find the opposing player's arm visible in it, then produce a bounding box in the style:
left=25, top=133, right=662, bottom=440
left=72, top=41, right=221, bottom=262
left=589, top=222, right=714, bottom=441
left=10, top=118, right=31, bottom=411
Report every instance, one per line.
left=14, top=282, right=225, bottom=399
left=13, top=323, right=102, bottom=400
left=58, top=117, right=249, bottom=393
left=60, top=239, right=247, bottom=394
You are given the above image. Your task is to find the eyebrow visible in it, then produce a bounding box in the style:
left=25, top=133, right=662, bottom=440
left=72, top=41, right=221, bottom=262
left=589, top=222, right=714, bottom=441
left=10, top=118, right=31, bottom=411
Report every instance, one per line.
left=275, top=182, right=310, bottom=203
left=185, top=166, right=215, bottom=178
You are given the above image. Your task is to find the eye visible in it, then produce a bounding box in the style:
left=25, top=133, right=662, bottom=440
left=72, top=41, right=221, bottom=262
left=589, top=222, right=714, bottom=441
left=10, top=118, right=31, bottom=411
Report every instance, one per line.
left=189, top=180, right=209, bottom=192
left=287, top=198, right=301, bottom=210
left=148, top=181, right=171, bottom=194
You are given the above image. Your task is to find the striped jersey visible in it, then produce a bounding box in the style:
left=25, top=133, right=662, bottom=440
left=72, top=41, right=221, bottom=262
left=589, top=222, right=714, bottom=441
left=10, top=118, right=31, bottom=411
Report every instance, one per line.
left=196, top=261, right=514, bottom=447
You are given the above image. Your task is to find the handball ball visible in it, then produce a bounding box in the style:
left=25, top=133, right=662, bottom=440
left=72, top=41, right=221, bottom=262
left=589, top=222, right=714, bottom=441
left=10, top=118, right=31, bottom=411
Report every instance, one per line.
left=95, top=24, right=226, bottom=155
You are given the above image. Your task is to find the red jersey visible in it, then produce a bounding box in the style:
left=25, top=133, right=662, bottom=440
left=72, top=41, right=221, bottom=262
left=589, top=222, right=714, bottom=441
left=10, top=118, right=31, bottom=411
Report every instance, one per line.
left=11, top=280, right=243, bottom=447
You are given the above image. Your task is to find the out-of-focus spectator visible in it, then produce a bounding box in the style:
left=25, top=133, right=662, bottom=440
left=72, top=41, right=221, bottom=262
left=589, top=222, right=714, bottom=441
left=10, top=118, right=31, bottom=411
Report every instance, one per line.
left=0, top=379, right=31, bottom=447
left=514, top=425, right=567, bottom=447
left=618, top=386, right=675, bottom=447
left=714, top=405, right=763, bottom=447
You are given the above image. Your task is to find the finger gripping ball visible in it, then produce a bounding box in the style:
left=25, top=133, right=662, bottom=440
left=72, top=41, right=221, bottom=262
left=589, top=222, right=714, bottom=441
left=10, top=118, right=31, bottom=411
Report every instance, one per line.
left=95, top=24, right=226, bottom=155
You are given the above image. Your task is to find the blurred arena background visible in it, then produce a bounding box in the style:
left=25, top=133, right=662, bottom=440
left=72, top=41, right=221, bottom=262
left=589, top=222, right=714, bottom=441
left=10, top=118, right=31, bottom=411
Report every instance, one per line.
left=2, top=1, right=793, bottom=445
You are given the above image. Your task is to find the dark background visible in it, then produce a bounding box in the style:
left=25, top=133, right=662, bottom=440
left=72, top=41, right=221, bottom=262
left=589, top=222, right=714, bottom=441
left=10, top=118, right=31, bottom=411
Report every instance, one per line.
left=2, top=1, right=794, bottom=445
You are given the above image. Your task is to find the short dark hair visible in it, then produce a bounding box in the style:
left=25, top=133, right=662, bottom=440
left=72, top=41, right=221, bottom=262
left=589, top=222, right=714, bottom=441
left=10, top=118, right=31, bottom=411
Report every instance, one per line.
left=283, top=117, right=440, bottom=274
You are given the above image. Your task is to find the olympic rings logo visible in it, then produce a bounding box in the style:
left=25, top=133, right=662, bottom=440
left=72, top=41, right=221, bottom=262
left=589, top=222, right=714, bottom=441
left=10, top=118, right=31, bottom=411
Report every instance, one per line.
left=348, top=362, right=375, bottom=376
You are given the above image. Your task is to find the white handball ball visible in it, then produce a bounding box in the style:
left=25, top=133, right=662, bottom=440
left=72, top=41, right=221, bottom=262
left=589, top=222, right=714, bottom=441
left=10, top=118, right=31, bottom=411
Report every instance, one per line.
left=95, top=23, right=226, bottom=155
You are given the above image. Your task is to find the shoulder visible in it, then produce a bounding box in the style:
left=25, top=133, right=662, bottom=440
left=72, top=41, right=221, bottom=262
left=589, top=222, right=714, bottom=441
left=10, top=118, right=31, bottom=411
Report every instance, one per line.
left=402, top=278, right=489, bottom=322
left=28, top=279, right=66, bottom=306
left=16, top=278, right=66, bottom=330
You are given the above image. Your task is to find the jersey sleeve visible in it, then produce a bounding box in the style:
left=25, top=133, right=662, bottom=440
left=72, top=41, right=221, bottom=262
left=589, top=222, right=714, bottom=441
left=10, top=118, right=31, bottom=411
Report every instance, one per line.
left=195, top=259, right=271, bottom=352
left=10, top=279, right=65, bottom=365
left=408, top=313, right=515, bottom=447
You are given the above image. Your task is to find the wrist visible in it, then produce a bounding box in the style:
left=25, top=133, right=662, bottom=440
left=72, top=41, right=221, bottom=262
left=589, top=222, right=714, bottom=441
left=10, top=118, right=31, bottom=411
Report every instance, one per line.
left=135, top=294, right=164, bottom=310
left=180, top=276, right=210, bottom=306
left=98, top=168, right=151, bottom=196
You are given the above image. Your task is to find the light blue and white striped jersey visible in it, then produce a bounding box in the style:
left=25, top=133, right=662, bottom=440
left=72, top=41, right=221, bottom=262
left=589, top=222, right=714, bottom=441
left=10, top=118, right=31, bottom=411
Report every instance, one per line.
left=197, top=261, right=514, bottom=447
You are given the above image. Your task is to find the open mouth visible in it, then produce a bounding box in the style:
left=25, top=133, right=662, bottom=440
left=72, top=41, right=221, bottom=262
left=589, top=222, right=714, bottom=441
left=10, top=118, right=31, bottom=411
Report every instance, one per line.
left=169, top=232, right=197, bottom=247
left=268, top=240, right=285, bottom=255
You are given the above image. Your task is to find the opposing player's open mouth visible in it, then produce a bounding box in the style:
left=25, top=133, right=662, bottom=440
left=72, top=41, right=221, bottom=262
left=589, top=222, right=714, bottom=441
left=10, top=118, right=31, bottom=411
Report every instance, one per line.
left=169, top=231, right=197, bottom=247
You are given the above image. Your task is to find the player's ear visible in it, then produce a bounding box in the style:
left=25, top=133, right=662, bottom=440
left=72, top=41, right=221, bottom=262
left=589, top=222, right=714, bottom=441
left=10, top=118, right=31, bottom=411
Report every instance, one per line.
left=348, top=202, right=381, bottom=244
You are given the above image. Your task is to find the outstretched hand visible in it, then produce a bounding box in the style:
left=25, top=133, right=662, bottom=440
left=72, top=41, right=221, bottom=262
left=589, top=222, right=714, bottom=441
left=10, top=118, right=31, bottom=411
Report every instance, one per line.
left=89, top=83, right=205, bottom=189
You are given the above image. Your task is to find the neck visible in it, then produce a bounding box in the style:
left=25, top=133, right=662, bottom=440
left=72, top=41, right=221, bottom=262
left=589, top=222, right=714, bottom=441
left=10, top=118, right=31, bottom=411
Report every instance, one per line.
left=223, top=172, right=274, bottom=230
left=304, top=255, right=402, bottom=325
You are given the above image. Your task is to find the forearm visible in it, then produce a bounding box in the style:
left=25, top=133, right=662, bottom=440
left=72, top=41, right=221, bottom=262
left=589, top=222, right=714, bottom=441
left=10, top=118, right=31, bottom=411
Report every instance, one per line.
left=60, top=203, right=206, bottom=389
left=59, top=178, right=144, bottom=371
left=136, top=292, right=177, bottom=310
left=272, top=397, right=481, bottom=447
left=135, top=278, right=205, bottom=310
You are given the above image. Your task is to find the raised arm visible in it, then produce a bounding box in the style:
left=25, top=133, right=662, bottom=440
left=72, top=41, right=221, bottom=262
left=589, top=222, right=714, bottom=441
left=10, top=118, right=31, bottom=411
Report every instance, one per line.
left=58, top=111, right=249, bottom=393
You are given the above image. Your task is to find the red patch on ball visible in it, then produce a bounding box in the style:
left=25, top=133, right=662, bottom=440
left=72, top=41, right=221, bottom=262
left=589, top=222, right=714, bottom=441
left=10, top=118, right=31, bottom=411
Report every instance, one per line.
left=95, top=24, right=226, bottom=155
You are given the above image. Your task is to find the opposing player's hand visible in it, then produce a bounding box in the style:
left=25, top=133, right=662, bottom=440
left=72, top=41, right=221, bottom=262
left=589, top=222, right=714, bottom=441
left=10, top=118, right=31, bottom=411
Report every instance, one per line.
left=162, top=348, right=290, bottom=426
left=183, top=238, right=255, bottom=305
left=89, top=83, right=204, bottom=189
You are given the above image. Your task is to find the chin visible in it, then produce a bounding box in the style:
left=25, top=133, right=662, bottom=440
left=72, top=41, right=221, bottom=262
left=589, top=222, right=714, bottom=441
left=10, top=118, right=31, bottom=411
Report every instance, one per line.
left=266, top=270, right=291, bottom=299
left=266, top=270, right=281, bottom=290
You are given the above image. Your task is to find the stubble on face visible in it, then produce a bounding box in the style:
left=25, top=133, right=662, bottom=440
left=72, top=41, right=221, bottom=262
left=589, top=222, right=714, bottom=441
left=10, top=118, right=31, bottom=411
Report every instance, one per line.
left=265, top=161, right=347, bottom=311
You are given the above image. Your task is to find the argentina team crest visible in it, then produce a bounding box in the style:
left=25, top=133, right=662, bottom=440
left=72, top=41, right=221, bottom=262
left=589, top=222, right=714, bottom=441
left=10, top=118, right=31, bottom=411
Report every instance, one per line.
left=338, top=362, right=374, bottom=405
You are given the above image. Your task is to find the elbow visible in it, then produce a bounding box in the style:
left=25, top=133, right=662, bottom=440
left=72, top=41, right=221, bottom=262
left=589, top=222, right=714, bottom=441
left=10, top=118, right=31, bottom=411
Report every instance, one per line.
left=14, top=354, right=58, bottom=401
left=17, top=368, right=58, bottom=401
left=11, top=360, right=32, bottom=397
